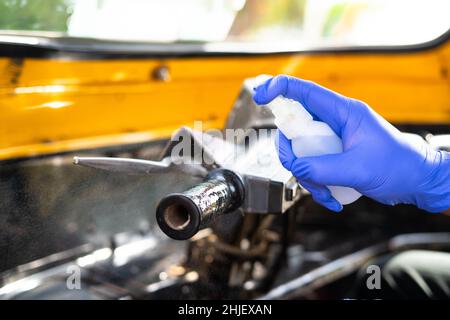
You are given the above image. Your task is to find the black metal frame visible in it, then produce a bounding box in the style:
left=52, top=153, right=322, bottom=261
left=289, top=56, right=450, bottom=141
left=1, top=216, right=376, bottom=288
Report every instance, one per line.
left=0, top=28, right=449, bottom=59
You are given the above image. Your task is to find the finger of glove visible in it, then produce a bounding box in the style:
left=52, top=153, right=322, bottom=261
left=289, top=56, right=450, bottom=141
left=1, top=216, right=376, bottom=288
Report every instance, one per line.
left=253, top=75, right=350, bottom=135
left=299, top=180, right=343, bottom=212
left=291, top=152, right=358, bottom=188
left=275, top=130, right=343, bottom=212
left=275, top=129, right=296, bottom=171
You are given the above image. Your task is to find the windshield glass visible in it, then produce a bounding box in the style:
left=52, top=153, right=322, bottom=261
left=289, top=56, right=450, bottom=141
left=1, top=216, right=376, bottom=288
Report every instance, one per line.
left=0, top=0, right=449, bottom=48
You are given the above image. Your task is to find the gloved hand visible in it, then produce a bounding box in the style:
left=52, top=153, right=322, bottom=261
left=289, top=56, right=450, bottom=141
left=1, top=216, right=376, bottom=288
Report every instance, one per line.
left=253, top=75, right=450, bottom=213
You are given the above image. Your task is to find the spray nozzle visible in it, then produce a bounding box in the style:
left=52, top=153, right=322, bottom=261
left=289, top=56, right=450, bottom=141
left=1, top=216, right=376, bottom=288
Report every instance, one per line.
left=244, top=74, right=272, bottom=94
left=247, top=75, right=314, bottom=139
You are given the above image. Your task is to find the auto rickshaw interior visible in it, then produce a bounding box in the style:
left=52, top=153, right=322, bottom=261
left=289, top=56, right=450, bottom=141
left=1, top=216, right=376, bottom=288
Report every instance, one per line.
left=0, top=0, right=449, bottom=300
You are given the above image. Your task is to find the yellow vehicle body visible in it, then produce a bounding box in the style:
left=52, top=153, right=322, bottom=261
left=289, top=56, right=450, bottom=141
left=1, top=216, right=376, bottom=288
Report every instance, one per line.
left=0, top=39, right=449, bottom=160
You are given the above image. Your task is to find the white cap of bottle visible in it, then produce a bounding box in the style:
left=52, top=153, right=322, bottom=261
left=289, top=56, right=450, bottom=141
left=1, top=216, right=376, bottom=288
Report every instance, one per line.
left=247, top=75, right=314, bottom=139
left=266, top=96, right=313, bottom=139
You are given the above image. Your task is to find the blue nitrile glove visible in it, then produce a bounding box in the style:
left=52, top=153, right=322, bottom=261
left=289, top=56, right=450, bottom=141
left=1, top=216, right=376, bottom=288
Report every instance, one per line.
left=253, top=75, right=450, bottom=213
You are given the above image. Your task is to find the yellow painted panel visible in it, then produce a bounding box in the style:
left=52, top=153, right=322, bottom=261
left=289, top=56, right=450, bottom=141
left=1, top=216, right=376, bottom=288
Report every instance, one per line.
left=0, top=41, right=449, bottom=160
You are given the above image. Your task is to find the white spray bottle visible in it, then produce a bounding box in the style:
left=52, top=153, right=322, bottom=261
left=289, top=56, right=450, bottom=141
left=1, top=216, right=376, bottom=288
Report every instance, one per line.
left=251, top=77, right=361, bottom=205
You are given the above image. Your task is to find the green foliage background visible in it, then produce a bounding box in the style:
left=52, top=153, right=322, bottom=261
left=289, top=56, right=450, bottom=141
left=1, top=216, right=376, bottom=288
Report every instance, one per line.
left=0, top=0, right=73, bottom=32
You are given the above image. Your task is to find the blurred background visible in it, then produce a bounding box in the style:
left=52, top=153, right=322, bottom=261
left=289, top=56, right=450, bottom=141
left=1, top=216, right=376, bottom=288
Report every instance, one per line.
left=0, top=0, right=449, bottom=47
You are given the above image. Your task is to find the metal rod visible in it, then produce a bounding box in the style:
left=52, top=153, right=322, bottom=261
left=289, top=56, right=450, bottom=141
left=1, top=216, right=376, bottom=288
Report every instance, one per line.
left=73, top=156, right=207, bottom=177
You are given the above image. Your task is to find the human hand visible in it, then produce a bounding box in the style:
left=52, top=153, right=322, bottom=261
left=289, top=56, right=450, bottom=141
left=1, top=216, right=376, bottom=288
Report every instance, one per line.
left=253, top=75, right=450, bottom=213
